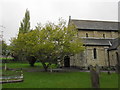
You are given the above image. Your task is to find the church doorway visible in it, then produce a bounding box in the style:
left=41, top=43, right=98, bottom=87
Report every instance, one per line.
left=64, top=56, right=70, bottom=67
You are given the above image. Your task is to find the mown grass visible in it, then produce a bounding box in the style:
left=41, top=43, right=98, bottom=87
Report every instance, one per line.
left=2, top=62, right=43, bottom=69
left=3, top=72, right=92, bottom=88
left=0, top=58, right=14, bottom=60
left=2, top=62, right=119, bottom=88
left=2, top=62, right=57, bottom=69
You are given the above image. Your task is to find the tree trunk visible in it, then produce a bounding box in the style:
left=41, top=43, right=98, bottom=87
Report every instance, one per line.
left=44, top=66, right=48, bottom=72
left=28, top=56, right=36, bottom=67
left=42, top=62, right=48, bottom=72
left=41, top=62, right=51, bottom=72
left=30, top=63, right=34, bottom=67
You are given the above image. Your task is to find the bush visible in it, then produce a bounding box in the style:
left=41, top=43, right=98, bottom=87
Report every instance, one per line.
left=100, top=66, right=108, bottom=70
left=100, top=66, right=116, bottom=71
left=49, top=64, right=58, bottom=69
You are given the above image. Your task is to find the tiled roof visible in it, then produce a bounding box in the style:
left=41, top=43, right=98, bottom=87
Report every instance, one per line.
left=70, top=19, right=119, bottom=31
left=108, top=38, right=120, bottom=50
left=83, top=38, right=113, bottom=46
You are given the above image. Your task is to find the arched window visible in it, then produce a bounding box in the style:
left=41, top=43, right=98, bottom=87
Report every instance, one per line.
left=86, top=33, right=88, bottom=37
left=103, top=34, right=105, bottom=38
left=93, top=48, right=97, bottom=59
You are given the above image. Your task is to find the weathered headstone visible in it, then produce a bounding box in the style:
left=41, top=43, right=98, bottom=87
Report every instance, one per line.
left=115, top=64, right=119, bottom=74
left=50, top=67, right=53, bottom=72
left=107, top=67, right=111, bottom=75
left=95, top=64, right=100, bottom=74
left=90, top=65, right=100, bottom=88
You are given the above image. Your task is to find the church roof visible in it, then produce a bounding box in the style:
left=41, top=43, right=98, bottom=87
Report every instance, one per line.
left=83, top=38, right=113, bottom=46
left=108, top=38, right=120, bottom=50
left=70, top=19, right=119, bottom=31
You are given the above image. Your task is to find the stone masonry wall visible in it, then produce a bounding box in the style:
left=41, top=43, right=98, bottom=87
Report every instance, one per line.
left=78, top=30, right=118, bottom=38
left=70, top=46, right=109, bottom=67
left=109, top=50, right=117, bottom=66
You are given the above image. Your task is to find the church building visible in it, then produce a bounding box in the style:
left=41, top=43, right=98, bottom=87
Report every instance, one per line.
left=63, top=16, right=119, bottom=68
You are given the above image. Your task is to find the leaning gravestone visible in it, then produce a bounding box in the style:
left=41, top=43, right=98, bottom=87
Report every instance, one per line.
left=90, top=65, right=100, bottom=88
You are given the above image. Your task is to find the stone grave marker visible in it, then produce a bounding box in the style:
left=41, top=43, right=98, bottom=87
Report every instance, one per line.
left=90, top=65, right=100, bottom=88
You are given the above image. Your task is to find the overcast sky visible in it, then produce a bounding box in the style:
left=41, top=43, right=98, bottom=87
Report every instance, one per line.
left=0, top=0, right=119, bottom=45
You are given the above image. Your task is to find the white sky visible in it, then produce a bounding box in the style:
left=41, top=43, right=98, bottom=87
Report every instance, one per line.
left=0, top=0, right=119, bottom=44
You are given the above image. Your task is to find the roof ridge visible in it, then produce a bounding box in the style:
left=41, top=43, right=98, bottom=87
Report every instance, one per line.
left=71, top=19, right=119, bottom=23
left=84, top=38, right=114, bottom=40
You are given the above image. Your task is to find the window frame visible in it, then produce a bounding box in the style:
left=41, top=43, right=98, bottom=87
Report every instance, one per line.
left=93, top=48, right=97, bottom=59
left=103, top=34, right=105, bottom=38
left=86, top=33, right=88, bottom=38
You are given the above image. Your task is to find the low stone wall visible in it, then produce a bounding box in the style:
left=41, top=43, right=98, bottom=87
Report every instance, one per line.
left=1, top=68, right=24, bottom=84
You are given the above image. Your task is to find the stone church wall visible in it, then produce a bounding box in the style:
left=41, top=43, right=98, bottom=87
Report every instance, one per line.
left=70, top=46, right=109, bottom=67
left=78, top=30, right=118, bottom=39
left=62, top=28, right=119, bottom=68
left=109, top=50, right=118, bottom=66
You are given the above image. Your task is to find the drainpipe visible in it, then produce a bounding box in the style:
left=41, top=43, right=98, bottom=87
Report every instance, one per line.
left=107, top=49, right=111, bottom=74
left=107, top=41, right=112, bottom=74
left=84, top=38, right=87, bottom=67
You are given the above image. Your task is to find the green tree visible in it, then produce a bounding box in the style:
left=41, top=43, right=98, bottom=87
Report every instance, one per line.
left=1, top=40, right=8, bottom=56
left=11, top=9, right=33, bottom=63
left=35, top=19, right=84, bottom=71
left=10, top=18, right=84, bottom=71
left=0, top=40, right=11, bottom=63
left=19, top=9, right=30, bottom=34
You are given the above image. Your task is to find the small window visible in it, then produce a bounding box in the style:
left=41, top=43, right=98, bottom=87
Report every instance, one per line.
left=103, top=34, right=105, bottom=38
left=93, top=48, right=97, bottom=59
left=86, top=33, right=88, bottom=37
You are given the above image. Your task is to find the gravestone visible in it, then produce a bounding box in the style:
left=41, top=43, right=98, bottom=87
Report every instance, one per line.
left=90, top=65, right=100, bottom=88
left=115, top=64, right=119, bottom=74
left=95, top=64, right=100, bottom=74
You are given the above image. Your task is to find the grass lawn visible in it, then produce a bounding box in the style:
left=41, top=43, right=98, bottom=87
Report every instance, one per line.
left=2, top=62, right=119, bottom=88
left=2, top=62, right=43, bottom=68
